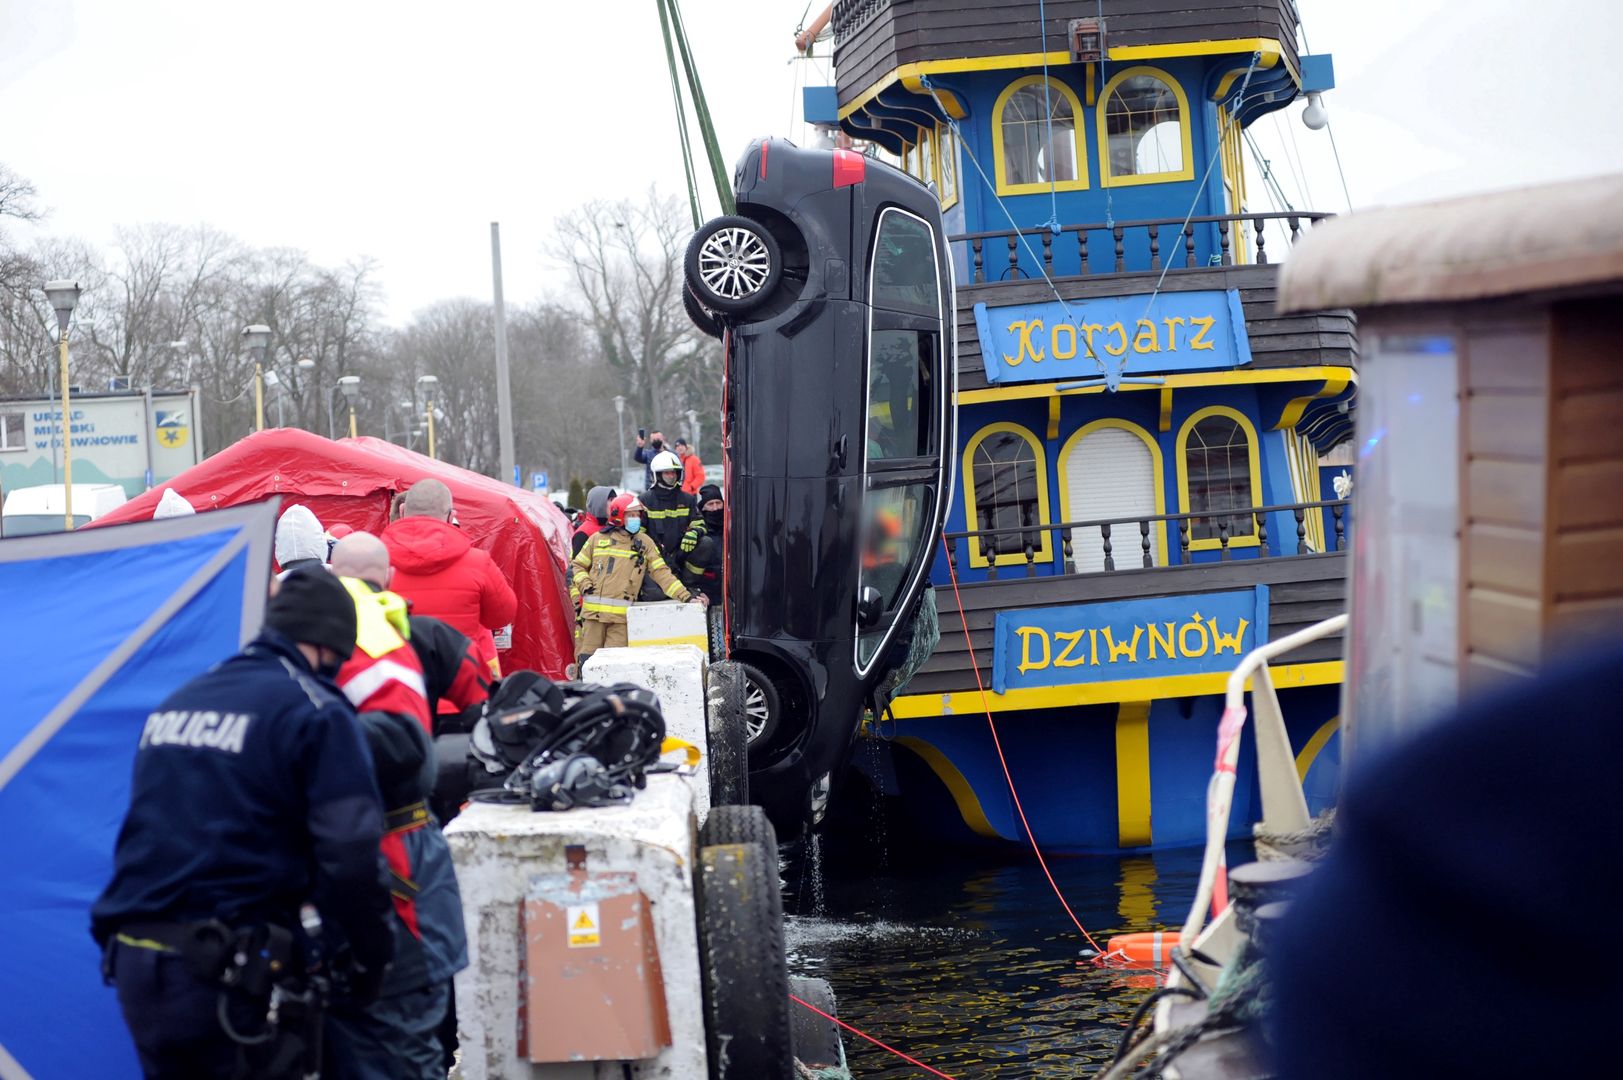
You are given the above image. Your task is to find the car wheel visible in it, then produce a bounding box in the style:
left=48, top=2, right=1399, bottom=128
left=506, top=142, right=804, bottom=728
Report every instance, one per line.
left=705, top=662, right=749, bottom=807
left=737, top=662, right=782, bottom=753
left=684, top=282, right=725, bottom=339
left=695, top=842, right=794, bottom=1079
left=686, top=215, right=783, bottom=315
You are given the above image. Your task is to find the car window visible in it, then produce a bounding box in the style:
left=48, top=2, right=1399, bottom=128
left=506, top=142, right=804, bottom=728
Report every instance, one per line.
left=871, top=210, right=939, bottom=316
left=866, top=328, right=937, bottom=462
left=857, top=481, right=935, bottom=667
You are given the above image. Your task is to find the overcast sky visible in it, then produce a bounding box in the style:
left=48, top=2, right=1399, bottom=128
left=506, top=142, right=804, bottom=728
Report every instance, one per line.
left=4, top=0, right=1620, bottom=324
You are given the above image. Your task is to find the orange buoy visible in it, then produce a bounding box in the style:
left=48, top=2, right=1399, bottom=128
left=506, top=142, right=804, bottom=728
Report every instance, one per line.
left=1103, top=931, right=1182, bottom=969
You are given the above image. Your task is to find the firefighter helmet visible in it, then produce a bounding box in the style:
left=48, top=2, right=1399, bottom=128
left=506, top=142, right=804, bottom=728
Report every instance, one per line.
left=607, top=494, right=644, bottom=527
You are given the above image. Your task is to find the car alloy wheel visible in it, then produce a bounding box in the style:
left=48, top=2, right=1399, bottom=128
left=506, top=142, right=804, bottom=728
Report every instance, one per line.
left=686, top=215, right=783, bottom=315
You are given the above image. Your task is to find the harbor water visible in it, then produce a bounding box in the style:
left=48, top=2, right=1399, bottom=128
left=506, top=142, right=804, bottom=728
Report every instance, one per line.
left=786, top=836, right=1228, bottom=1078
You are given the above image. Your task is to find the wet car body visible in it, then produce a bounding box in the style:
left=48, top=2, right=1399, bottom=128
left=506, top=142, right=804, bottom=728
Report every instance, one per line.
left=712, top=138, right=955, bottom=835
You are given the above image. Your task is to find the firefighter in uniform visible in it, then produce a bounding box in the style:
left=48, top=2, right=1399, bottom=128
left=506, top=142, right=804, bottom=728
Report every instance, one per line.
left=570, top=493, right=705, bottom=665
left=678, top=482, right=724, bottom=606
left=639, top=450, right=696, bottom=566
left=92, top=568, right=393, bottom=1080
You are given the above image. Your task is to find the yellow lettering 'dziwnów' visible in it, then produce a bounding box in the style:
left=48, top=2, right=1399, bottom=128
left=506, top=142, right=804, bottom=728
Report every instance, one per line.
left=1009, top=616, right=1252, bottom=677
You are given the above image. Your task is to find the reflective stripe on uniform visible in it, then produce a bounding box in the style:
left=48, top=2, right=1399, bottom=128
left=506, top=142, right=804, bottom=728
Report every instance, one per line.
left=595, top=547, right=638, bottom=558
left=649, top=556, right=669, bottom=571
left=582, top=598, right=633, bottom=615
left=340, top=656, right=429, bottom=707
left=644, top=508, right=689, bottom=518
left=662, top=579, right=687, bottom=600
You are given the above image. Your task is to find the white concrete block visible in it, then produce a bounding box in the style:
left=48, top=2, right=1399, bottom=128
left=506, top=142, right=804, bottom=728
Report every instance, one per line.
left=582, top=646, right=709, bottom=821
left=447, top=777, right=707, bottom=1080
left=626, top=602, right=708, bottom=652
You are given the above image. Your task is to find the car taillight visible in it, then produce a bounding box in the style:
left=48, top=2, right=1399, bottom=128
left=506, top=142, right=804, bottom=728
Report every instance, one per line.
left=759, top=141, right=769, bottom=180
left=833, top=148, right=865, bottom=188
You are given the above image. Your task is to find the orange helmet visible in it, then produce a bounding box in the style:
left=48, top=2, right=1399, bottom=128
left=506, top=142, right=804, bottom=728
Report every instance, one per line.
left=607, top=494, right=644, bottom=527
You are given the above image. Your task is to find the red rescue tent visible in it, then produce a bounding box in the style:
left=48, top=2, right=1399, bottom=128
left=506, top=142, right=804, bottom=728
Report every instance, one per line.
left=91, top=429, right=576, bottom=678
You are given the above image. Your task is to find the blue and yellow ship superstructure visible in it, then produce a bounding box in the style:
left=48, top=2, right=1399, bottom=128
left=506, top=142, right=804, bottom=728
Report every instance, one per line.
left=816, top=0, right=1354, bottom=851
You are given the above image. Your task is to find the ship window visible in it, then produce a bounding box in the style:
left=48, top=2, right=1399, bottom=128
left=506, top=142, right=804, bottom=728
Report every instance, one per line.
left=1179, top=407, right=1262, bottom=548
left=918, top=124, right=936, bottom=189
left=963, top=423, right=1052, bottom=567
left=1099, top=67, right=1194, bottom=187
left=0, top=411, right=25, bottom=452
left=994, top=75, right=1089, bottom=195
left=938, top=124, right=959, bottom=209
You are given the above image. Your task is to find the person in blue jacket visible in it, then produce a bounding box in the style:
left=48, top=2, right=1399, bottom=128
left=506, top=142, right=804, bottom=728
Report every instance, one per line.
left=92, top=568, right=395, bottom=1080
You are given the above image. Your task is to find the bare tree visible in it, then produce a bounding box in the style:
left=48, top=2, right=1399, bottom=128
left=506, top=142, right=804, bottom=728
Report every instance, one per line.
left=546, top=189, right=721, bottom=443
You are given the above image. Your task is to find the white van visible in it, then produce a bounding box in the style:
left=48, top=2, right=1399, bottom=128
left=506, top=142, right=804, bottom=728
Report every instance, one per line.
left=1, top=483, right=128, bottom=536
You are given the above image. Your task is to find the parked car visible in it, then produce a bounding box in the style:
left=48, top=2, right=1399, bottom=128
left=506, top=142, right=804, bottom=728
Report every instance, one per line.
left=684, top=138, right=955, bottom=835
left=1, top=483, right=128, bottom=536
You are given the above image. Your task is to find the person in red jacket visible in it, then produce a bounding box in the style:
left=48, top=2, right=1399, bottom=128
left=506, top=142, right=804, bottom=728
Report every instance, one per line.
left=382, top=478, right=518, bottom=679
left=673, top=437, right=705, bottom=496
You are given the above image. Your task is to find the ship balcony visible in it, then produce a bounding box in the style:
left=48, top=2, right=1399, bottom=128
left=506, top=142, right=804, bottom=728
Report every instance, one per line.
left=949, top=210, right=1356, bottom=391
left=952, top=210, right=1331, bottom=286
left=914, top=499, right=1349, bottom=698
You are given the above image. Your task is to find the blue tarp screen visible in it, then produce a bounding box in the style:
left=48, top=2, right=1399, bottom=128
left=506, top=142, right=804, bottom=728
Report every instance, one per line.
left=0, top=503, right=274, bottom=1079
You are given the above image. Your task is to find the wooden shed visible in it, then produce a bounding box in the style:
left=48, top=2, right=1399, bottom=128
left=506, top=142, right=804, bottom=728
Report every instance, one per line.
left=1278, top=172, right=1623, bottom=753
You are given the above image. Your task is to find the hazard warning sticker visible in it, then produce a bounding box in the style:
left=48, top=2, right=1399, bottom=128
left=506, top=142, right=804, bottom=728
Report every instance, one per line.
left=566, top=903, right=601, bottom=948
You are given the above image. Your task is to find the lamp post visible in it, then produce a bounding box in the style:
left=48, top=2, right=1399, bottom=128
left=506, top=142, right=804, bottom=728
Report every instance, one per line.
left=685, top=407, right=700, bottom=458
left=338, top=375, right=361, bottom=438
left=242, top=325, right=271, bottom=431
left=417, top=375, right=439, bottom=459
left=613, top=394, right=628, bottom=476
left=44, top=280, right=81, bottom=531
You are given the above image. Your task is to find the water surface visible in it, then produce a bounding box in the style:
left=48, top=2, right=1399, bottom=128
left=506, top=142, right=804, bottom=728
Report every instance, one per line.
left=785, top=841, right=1211, bottom=1078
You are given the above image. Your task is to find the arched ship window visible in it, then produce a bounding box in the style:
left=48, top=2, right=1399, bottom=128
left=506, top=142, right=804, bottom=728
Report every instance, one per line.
left=938, top=123, right=960, bottom=209
left=963, top=423, right=1052, bottom=567
left=1099, top=66, right=1194, bottom=187
left=993, top=75, right=1089, bottom=195
left=1178, top=407, right=1262, bottom=549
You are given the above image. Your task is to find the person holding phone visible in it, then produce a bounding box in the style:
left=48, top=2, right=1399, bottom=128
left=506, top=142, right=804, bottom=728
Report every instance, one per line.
left=633, top=428, right=665, bottom=490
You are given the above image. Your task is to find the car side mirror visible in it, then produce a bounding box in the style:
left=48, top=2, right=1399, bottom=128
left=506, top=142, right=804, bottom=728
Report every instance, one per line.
left=857, top=586, right=884, bottom=628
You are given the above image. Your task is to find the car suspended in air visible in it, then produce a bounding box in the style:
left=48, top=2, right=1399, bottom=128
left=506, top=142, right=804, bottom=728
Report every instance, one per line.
left=683, top=136, right=956, bottom=836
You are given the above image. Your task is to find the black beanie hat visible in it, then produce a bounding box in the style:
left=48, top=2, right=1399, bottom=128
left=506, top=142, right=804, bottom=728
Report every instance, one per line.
left=265, top=568, right=357, bottom=659
left=698, top=483, right=722, bottom=505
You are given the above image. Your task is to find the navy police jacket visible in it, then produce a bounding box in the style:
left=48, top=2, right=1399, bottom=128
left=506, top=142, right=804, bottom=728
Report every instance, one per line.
left=91, top=630, right=394, bottom=974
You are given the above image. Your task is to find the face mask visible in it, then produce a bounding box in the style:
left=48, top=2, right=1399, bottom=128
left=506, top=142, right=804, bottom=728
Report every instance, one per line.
left=659, top=473, right=680, bottom=489
left=316, top=650, right=345, bottom=680
left=625, top=519, right=642, bottom=534
left=703, top=510, right=723, bottom=530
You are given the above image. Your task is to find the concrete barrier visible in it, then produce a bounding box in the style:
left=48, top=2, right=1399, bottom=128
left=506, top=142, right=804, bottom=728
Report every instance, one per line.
left=449, top=643, right=711, bottom=1078
left=583, top=644, right=710, bottom=821
left=448, top=776, right=707, bottom=1079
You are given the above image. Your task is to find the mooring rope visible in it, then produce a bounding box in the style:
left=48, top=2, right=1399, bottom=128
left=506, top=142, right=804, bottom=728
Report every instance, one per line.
left=790, top=993, right=960, bottom=1079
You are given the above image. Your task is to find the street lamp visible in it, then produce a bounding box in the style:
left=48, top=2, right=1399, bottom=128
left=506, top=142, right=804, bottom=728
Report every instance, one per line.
left=613, top=394, right=628, bottom=476
left=417, top=375, right=439, bottom=459
left=338, top=375, right=361, bottom=438
left=44, top=280, right=81, bottom=531
left=685, top=407, right=700, bottom=458
left=242, top=325, right=271, bottom=430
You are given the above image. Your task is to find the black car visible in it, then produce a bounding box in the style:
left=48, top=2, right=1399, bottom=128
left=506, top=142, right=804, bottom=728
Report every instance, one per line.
left=684, top=138, right=955, bottom=835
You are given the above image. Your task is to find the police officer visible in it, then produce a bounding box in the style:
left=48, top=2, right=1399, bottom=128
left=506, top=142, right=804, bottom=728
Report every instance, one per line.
left=92, top=568, right=394, bottom=1080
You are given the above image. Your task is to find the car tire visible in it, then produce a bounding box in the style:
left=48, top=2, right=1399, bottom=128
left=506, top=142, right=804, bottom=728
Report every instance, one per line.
left=695, top=842, right=794, bottom=1080
left=788, top=976, right=846, bottom=1071
left=684, top=283, right=725, bottom=339
left=686, top=215, right=783, bottom=315
left=701, top=803, right=778, bottom=850
left=706, top=663, right=750, bottom=807
left=737, top=661, right=783, bottom=756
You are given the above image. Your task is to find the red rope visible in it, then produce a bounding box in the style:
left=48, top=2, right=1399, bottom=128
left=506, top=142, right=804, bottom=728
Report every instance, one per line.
left=938, top=535, right=1105, bottom=957
left=790, top=993, right=959, bottom=1079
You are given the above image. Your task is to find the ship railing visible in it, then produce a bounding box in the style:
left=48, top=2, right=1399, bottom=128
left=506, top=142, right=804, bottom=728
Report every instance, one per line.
left=949, top=210, right=1333, bottom=285
left=1169, top=611, right=1349, bottom=997
left=943, top=498, right=1349, bottom=580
